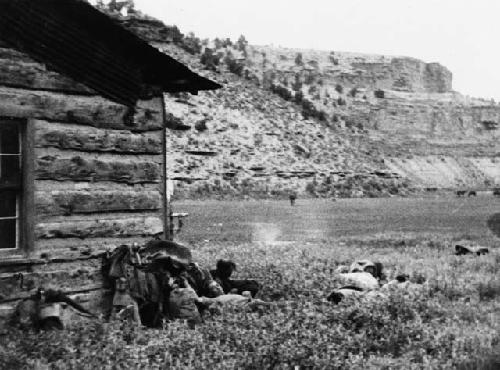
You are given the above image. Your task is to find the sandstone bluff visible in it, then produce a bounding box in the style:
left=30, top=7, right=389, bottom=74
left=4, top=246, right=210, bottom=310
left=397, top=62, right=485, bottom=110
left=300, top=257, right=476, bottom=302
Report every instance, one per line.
left=123, top=13, right=500, bottom=199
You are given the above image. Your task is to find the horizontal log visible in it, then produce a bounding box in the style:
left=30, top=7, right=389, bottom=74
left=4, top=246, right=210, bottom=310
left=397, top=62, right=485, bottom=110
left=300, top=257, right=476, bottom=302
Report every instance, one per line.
left=35, top=189, right=161, bottom=216
left=0, top=236, right=155, bottom=272
left=34, top=120, right=162, bottom=154
left=35, top=180, right=160, bottom=192
left=0, top=57, right=95, bottom=94
left=0, top=86, right=163, bottom=131
left=35, top=152, right=161, bottom=184
left=35, top=214, right=162, bottom=239
left=35, top=236, right=154, bottom=254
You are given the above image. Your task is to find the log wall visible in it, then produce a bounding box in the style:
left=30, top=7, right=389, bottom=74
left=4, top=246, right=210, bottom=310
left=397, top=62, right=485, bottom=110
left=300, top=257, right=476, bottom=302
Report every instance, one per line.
left=0, top=45, right=165, bottom=309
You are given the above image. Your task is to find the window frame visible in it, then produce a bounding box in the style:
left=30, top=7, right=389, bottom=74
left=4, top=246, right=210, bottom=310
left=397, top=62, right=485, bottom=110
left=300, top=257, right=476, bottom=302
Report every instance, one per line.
left=0, top=117, right=34, bottom=258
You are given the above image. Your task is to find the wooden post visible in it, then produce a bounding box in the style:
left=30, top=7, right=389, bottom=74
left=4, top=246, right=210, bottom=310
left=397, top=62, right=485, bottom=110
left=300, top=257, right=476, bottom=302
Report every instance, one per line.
left=160, top=94, right=171, bottom=241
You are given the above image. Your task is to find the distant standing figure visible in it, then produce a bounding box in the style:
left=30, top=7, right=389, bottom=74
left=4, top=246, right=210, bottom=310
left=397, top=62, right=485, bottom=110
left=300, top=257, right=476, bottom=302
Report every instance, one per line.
left=289, top=192, right=297, bottom=206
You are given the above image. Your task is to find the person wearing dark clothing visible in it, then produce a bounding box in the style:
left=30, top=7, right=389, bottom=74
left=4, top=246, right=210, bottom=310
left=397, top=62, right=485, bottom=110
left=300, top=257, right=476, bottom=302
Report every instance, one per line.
left=185, top=262, right=223, bottom=298
left=289, top=192, right=297, bottom=206
left=210, top=260, right=260, bottom=297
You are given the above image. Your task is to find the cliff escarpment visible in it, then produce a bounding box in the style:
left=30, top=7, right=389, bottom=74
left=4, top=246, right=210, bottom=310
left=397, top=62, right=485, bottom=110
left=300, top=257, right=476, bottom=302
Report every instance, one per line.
left=240, top=45, right=500, bottom=190
left=116, top=10, right=499, bottom=197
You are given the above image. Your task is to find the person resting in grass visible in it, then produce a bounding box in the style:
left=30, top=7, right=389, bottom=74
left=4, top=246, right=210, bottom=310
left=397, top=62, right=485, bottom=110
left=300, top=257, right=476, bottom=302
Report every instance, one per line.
left=210, top=259, right=260, bottom=297
left=167, top=276, right=271, bottom=325
left=198, top=290, right=273, bottom=310
left=327, top=260, right=421, bottom=304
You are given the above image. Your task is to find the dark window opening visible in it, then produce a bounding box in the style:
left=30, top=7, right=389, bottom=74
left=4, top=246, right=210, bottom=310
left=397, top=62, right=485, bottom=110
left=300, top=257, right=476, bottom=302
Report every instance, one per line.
left=0, top=121, right=21, bottom=249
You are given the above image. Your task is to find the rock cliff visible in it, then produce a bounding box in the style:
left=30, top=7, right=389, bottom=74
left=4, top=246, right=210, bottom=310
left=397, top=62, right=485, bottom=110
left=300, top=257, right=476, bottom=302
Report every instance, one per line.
left=117, top=11, right=499, bottom=198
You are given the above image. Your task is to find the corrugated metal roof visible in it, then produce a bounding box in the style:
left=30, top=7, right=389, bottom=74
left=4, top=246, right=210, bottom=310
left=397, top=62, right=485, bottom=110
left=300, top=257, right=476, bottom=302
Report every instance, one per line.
left=0, top=0, right=221, bottom=106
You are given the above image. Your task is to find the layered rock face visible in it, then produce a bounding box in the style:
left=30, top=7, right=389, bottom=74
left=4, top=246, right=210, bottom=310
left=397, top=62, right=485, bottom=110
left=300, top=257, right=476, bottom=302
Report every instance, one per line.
left=243, top=46, right=500, bottom=190
left=121, top=14, right=499, bottom=197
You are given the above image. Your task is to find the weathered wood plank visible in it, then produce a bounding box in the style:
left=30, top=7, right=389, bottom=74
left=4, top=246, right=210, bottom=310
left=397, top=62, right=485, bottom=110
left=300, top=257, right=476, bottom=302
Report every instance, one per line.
left=34, top=120, right=162, bottom=154
left=35, top=152, right=161, bottom=184
left=35, top=214, right=162, bottom=239
left=0, top=86, right=163, bottom=131
left=0, top=236, right=154, bottom=271
left=35, top=189, right=161, bottom=216
left=35, top=236, right=153, bottom=254
left=35, top=180, right=160, bottom=192
left=0, top=57, right=96, bottom=94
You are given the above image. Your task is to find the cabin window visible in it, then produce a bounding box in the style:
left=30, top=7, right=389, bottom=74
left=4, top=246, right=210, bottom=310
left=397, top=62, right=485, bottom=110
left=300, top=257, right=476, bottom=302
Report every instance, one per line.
left=0, top=120, right=22, bottom=250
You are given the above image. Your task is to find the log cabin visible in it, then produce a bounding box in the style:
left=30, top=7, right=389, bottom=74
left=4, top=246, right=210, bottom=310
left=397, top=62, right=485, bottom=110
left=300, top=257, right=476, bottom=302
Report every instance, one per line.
left=0, top=0, right=221, bottom=315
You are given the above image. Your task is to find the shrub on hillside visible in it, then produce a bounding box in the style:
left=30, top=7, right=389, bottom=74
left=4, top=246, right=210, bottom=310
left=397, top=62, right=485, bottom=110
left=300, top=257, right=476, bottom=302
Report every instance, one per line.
left=200, top=48, right=220, bottom=71
left=236, top=35, right=248, bottom=53
left=329, top=52, right=340, bottom=65
left=270, top=83, right=293, bottom=101
left=305, top=73, right=316, bottom=85
left=292, top=74, right=303, bottom=92
left=294, top=90, right=304, bottom=103
left=182, top=32, right=202, bottom=54
left=226, top=58, right=245, bottom=77
left=295, top=52, right=304, bottom=66
left=374, top=89, right=385, bottom=98
left=335, top=84, right=343, bottom=94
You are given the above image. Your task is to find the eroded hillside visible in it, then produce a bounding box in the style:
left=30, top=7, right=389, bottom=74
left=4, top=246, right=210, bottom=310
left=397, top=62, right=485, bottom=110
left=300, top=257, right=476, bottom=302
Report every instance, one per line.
left=240, top=45, right=500, bottom=190
left=117, top=9, right=499, bottom=197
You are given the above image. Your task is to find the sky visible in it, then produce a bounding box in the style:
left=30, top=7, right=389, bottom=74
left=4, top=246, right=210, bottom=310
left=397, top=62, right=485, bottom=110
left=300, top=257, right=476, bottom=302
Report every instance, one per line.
left=132, top=0, right=500, bottom=101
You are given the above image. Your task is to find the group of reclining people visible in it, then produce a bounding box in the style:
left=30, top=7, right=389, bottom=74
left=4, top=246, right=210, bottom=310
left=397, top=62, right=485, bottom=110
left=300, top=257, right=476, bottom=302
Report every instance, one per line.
left=103, top=239, right=273, bottom=328
left=14, top=239, right=486, bottom=330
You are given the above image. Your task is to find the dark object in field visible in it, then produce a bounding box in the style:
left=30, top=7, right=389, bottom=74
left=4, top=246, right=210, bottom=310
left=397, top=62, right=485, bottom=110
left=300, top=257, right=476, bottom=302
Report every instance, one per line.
left=467, top=190, right=477, bottom=197
left=456, top=190, right=466, bottom=197
left=487, top=213, right=500, bottom=238
left=396, top=274, right=410, bottom=283
left=210, top=259, right=260, bottom=297
left=326, top=291, right=344, bottom=304
left=326, top=286, right=363, bottom=304
left=455, top=244, right=489, bottom=256
left=493, top=188, right=500, bottom=197
left=289, top=192, right=297, bottom=206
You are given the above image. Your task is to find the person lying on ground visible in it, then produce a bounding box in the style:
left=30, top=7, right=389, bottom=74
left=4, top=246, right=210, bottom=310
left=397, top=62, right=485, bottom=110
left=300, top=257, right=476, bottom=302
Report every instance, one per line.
left=198, top=290, right=273, bottom=310
left=210, top=259, right=260, bottom=297
left=327, top=271, right=421, bottom=304
left=167, top=278, right=272, bottom=325
left=186, top=262, right=224, bottom=298
left=327, top=260, right=423, bottom=304
left=167, top=277, right=203, bottom=326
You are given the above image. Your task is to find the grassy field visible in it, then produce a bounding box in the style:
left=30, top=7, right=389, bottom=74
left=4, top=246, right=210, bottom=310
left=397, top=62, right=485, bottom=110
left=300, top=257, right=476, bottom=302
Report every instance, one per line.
left=2, top=197, right=500, bottom=369
left=176, top=196, right=500, bottom=244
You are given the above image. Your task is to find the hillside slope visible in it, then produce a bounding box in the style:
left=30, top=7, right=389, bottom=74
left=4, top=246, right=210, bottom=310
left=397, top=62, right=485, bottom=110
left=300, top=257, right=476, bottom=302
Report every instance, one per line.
left=118, top=10, right=499, bottom=198
left=240, top=45, right=500, bottom=190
